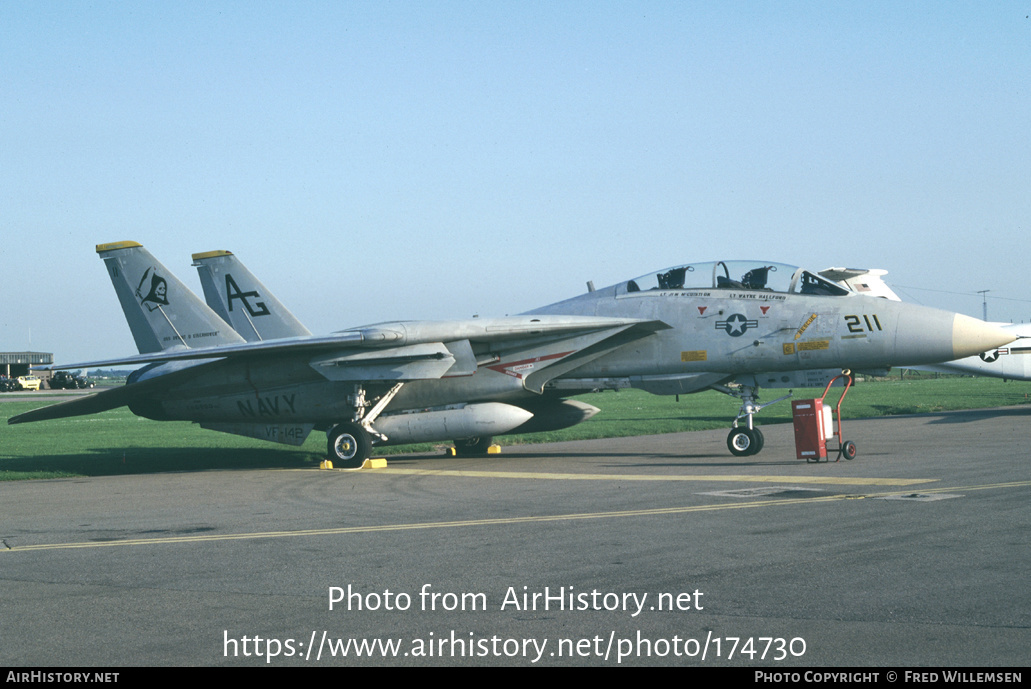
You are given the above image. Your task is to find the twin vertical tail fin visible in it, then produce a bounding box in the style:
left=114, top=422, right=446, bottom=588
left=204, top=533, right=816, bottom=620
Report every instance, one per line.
left=191, top=250, right=311, bottom=341
left=818, top=268, right=903, bottom=301
left=96, top=241, right=246, bottom=354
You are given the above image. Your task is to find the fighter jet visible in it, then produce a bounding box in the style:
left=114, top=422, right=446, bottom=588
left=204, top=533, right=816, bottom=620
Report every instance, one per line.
left=10, top=243, right=1015, bottom=463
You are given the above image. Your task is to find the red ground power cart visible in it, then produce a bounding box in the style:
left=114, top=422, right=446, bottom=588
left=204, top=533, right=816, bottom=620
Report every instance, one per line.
left=791, top=371, right=857, bottom=462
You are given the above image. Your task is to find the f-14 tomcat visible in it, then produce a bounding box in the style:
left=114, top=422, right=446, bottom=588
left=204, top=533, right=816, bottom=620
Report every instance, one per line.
left=11, top=242, right=1015, bottom=464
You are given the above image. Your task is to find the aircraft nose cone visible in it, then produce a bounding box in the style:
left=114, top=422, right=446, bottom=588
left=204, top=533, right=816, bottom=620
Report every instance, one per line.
left=952, top=314, right=1016, bottom=359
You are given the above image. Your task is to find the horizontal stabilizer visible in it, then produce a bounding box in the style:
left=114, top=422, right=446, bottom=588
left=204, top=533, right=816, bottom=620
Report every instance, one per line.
left=9, top=361, right=216, bottom=425
left=38, top=331, right=370, bottom=371
left=7, top=386, right=135, bottom=424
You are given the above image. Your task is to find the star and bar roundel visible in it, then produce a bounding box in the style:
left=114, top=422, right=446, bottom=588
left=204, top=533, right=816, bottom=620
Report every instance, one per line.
left=716, top=313, right=758, bottom=337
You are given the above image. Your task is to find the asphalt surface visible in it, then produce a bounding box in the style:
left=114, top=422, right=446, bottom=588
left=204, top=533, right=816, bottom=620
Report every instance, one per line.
left=2, top=407, right=1029, bottom=667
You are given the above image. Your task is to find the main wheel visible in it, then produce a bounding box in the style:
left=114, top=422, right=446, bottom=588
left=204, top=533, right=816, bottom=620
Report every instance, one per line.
left=327, top=423, right=371, bottom=468
left=842, top=440, right=857, bottom=460
left=453, top=436, right=494, bottom=457
left=727, top=428, right=760, bottom=457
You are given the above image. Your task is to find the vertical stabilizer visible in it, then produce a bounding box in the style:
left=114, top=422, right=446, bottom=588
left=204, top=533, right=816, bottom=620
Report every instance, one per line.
left=191, top=250, right=311, bottom=341
left=96, top=241, right=246, bottom=354
left=819, top=268, right=903, bottom=301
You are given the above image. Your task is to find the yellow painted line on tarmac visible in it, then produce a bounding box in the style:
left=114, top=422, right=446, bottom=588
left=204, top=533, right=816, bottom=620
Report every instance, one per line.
left=892, top=480, right=1031, bottom=495
left=7, top=481, right=1026, bottom=554
left=2, top=495, right=857, bottom=552
left=371, top=467, right=938, bottom=487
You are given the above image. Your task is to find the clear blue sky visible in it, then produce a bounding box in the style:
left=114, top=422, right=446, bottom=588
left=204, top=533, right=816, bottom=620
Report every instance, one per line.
left=2, top=2, right=1029, bottom=363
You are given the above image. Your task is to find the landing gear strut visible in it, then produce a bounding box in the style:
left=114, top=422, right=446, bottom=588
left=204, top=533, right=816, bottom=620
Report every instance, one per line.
left=325, top=383, right=403, bottom=468
left=712, top=383, right=791, bottom=457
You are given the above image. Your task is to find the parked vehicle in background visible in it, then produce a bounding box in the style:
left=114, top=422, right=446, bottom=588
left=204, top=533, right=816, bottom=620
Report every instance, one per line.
left=49, top=371, right=95, bottom=390
left=15, top=375, right=42, bottom=391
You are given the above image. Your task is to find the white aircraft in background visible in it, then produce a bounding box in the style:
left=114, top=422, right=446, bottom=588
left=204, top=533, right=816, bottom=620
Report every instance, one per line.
left=820, top=268, right=1031, bottom=381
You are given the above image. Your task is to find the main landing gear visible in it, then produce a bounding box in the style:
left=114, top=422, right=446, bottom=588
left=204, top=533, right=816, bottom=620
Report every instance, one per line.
left=327, top=422, right=372, bottom=468
left=712, top=383, right=791, bottom=457
left=326, top=383, right=402, bottom=468
left=453, top=436, right=494, bottom=457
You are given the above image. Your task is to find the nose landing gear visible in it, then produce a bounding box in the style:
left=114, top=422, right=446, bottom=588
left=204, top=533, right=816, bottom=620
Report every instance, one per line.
left=727, top=426, right=764, bottom=457
left=712, top=383, right=791, bottom=457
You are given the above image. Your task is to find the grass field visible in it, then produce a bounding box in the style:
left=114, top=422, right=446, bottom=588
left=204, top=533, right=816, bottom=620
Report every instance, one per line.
left=2, top=373, right=1029, bottom=480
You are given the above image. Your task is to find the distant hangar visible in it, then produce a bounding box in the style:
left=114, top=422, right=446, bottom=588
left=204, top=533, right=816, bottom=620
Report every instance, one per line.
left=1, top=351, right=53, bottom=380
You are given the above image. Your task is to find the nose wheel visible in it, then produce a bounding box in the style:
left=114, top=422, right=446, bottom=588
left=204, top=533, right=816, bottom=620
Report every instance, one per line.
left=712, top=383, right=791, bottom=457
left=727, top=427, right=765, bottom=456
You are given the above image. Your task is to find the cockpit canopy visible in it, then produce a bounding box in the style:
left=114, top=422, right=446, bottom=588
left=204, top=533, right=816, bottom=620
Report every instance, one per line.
left=623, top=261, right=849, bottom=296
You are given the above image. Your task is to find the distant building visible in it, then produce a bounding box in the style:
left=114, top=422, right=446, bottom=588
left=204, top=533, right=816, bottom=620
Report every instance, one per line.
left=1, top=352, right=54, bottom=382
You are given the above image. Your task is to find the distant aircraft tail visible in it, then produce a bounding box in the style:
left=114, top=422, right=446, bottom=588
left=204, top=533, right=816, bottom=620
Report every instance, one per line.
left=819, top=268, right=902, bottom=301
left=191, top=250, right=311, bottom=341
left=96, top=241, right=246, bottom=354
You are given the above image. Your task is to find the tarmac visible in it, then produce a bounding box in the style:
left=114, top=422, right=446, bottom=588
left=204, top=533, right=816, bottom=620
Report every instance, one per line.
left=1, top=406, right=1029, bottom=667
